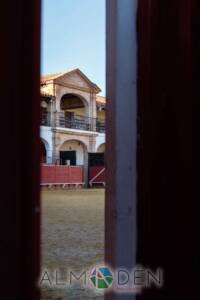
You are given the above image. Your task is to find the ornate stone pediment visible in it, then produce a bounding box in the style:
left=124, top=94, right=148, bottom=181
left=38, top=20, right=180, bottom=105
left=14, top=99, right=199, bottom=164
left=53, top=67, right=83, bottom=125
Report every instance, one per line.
left=54, top=69, right=101, bottom=93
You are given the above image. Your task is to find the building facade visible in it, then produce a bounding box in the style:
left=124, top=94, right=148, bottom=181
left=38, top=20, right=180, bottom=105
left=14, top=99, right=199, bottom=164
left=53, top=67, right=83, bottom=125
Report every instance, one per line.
left=40, top=68, right=105, bottom=182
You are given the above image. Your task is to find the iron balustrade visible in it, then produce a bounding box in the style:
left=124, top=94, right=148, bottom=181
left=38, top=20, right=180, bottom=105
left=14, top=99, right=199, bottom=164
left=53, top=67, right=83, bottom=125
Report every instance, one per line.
left=96, top=120, right=105, bottom=133
left=41, top=112, right=51, bottom=126
left=40, top=112, right=105, bottom=133
left=56, top=113, right=94, bottom=131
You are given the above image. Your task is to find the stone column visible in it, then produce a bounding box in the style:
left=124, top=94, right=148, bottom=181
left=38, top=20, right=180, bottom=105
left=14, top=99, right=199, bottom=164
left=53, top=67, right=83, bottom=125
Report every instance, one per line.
left=55, top=91, right=62, bottom=112
left=88, top=93, right=97, bottom=132
left=48, top=98, right=54, bottom=127
left=89, top=135, right=96, bottom=153
left=46, top=148, right=53, bottom=164
left=52, top=131, right=60, bottom=164
left=83, top=150, right=89, bottom=187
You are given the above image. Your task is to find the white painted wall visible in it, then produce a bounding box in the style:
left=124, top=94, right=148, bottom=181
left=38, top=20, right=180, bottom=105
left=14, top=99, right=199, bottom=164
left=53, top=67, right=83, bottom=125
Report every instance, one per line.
left=40, top=126, right=53, bottom=163
left=95, top=133, right=105, bottom=152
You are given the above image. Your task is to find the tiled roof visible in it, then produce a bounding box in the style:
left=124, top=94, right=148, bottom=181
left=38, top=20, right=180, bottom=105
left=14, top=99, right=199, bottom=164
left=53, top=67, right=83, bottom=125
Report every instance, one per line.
left=41, top=72, right=65, bottom=82
left=41, top=68, right=78, bottom=82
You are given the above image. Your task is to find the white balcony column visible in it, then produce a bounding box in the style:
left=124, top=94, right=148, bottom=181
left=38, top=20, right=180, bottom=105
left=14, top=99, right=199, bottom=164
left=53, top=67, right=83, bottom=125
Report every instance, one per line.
left=88, top=93, right=97, bottom=131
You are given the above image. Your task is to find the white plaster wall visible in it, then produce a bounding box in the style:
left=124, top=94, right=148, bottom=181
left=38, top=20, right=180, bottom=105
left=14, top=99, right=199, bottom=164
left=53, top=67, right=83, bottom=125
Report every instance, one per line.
left=40, top=126, right=53, bottom=163
left=95, top=133, right=105, bottom=152
left=60, top=140, right=85, bottom=165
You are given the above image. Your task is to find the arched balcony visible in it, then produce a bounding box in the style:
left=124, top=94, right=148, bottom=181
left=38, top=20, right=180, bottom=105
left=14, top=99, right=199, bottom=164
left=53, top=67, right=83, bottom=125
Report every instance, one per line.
left=56, top=93, right=94, bottom=131
left=40, top=93, right=105, bottom=133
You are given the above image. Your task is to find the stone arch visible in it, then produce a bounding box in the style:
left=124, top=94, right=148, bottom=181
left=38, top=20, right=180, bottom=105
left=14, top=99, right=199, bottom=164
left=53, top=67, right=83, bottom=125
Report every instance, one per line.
left=97, top=143, right=105, bottom=153
left=59, top=139, right=88, bottom=166
left=60, top=93, right=89, bottom=118
left=40, top=138, right=50, bottom=163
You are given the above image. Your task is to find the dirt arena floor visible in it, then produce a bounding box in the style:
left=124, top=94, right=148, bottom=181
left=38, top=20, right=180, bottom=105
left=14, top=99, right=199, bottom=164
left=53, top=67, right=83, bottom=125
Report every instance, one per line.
left=41, top=188, right=105, bottom=300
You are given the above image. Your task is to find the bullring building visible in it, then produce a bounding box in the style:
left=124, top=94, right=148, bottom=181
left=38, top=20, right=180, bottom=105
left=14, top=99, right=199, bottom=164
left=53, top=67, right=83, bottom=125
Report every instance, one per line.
left=40, top=68, right=105, bottom=183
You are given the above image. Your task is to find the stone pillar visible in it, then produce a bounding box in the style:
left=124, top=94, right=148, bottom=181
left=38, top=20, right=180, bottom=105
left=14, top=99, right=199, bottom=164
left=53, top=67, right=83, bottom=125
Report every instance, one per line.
left=52, top=131, right=60, bottom=164
left=83, top=150, right=89, bottom=187
left=88, top=93, right=97, bottom=131
left=89, top=135, right=96, bottom=152
left=49, top=98, right=55, bottom=127
left=52, top=147, right=60, bottom=165
left=55, top=92, right=62, bottom=112
left=46, top=148, right=53, bottom=164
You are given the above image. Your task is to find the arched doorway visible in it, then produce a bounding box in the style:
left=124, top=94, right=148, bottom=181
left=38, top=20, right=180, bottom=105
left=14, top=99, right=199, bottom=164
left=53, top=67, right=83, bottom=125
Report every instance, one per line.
left=59, top=139, right=87, bottom=166
left=60, top=94, right=90, bottom=130
left=89, top=143, right=105, bottom=167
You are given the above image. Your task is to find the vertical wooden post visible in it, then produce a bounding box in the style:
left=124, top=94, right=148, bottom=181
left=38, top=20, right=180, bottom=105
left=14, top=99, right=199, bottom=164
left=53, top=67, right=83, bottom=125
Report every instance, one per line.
left=137, top=0, right=192, bottom=299
left=105, top=1, right=138, bottom=299
left=0, top=0, right=41, bottom=299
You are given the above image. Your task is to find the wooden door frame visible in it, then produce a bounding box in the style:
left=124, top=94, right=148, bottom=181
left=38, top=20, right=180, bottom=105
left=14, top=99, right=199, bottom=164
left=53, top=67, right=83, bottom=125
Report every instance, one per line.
left=0, top=0, right=41, bottom=299
left=106, top=0, right=192, bottom=299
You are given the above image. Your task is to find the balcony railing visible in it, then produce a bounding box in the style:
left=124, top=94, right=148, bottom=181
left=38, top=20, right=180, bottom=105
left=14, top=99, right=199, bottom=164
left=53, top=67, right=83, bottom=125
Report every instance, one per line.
left=41, top=112, right=105, bottom=133
left=96, top=120, right=105, bottom=133
left=56, top=113, right=94, bottom=131
left=41, top=112, right=51, bottom=126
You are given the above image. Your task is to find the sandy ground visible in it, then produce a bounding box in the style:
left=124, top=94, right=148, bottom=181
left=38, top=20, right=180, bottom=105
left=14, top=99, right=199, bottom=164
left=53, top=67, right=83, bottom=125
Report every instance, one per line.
left=41, top=188, right=105, bottom=300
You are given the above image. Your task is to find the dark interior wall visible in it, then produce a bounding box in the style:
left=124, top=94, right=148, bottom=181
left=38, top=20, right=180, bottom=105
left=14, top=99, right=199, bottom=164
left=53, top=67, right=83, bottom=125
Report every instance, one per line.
left=61, top=94, right=85, bottom=110
left=137, top=0, right=193, bottom=299
left=0, top=0, right=41, bottom=299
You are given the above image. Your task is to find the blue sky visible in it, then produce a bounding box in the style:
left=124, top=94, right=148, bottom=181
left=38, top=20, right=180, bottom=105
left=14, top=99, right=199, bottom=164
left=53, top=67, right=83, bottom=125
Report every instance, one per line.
left=41, top=0, right=106, bottom=95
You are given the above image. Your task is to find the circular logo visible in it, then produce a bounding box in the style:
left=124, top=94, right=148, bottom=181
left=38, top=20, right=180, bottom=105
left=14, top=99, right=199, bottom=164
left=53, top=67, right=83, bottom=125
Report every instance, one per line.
left=90, top=266, right=113, bottom=289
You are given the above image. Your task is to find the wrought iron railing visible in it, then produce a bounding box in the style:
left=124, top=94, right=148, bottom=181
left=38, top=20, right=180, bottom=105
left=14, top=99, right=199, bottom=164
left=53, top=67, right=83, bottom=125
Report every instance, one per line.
left=96, top=120, right=105, bottom=133
left=56, top=113, right=94, bottom=131
left=41, top=112, right=105, bottom=133
left=41, top=112, right=51, bottom=126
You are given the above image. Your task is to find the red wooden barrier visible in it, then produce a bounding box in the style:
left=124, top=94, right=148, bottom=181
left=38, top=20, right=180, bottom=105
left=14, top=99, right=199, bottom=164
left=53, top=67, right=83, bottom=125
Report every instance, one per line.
left=41, top=164, right=83, bottom=184
left=89, top=166, right=105, bottom=185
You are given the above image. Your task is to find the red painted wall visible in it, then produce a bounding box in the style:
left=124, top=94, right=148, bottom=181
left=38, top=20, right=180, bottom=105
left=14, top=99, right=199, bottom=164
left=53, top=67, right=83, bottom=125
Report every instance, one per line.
left=41, top=165, right=83, bottom=183
left=89, top=166, right=105, bottom=182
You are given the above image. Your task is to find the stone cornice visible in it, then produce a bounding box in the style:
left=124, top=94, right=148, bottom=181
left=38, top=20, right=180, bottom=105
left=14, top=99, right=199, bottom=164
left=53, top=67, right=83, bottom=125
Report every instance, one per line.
left=54, top=81, right=97, bottom=94
left=52, top=127, right=98, bottom=137
left=41, top=68, right=101, bottom=93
